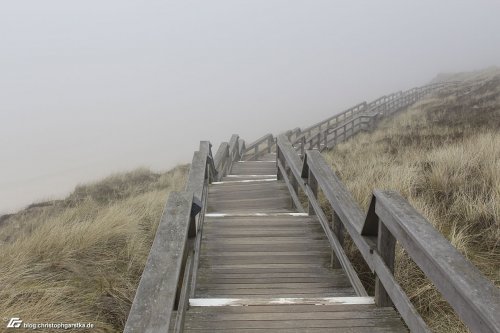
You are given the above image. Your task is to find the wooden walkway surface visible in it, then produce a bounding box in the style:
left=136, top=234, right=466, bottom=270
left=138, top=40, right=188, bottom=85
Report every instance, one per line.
left=187, top=153, right=407, bottom=332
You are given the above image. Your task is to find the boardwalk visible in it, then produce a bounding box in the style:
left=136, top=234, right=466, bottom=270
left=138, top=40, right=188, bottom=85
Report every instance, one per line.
left=186, top=153, right=407, bottom=332
left=125, top=82, right=500, bottom=333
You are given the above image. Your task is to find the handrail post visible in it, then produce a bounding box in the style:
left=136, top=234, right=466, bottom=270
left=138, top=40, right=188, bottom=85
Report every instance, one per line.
left=268, top=136, right=273, bottom=153
left=290, top=172, right=299, bottom=209
left=276, top=146, right=283, bottom=181
left=375, top=221, right=396, bottom=307
left=331, top=211, right=344, bottom=268
left=307, top=168, right=318, bottom=215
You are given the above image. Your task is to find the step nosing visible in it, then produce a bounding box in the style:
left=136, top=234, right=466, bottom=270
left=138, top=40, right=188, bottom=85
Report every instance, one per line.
left=189, top=297, right=374, bottom=307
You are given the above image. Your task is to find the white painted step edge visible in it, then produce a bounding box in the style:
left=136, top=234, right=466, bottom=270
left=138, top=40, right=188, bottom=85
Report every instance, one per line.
left=212, top=178, right=277, bottom=184
left=226, top=174, right=277, bottom=177
left=189, top=297, right=375, bottom=307
left=205, top=212, right=309, bottom=217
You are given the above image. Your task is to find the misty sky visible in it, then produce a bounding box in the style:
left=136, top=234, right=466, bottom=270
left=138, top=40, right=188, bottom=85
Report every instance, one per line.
left=1, top=0, right=500, bottom=214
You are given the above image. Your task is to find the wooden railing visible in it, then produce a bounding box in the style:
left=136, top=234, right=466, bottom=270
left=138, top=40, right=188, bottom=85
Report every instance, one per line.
left=213, top=134, right=245, bottom=181
left=276, top=134, right=500, bottom=333
left=299, top=81, right=458, bottom=151
left=241, top=133, right=274, bottom=161
left=124, top=136, right=238, bottom=333
left=292, top=102, right=368, bottom=146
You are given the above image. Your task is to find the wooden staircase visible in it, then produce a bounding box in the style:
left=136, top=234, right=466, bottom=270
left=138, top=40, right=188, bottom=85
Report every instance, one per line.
left=124, top=81, right=500, bottom=333
left=184, top=153, right=407, bottom=332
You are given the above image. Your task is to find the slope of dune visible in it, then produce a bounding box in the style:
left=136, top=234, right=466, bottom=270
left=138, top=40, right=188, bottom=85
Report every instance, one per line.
left=0, top=166, right=188, bottom=332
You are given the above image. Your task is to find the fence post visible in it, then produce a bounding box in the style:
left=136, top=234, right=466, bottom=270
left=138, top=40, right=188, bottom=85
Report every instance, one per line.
left=375, top=221, right=396, bottom=307
left=331, top=211, right=344, bottom=268
left=276, top=146, right=283, bottom=181
left=307, top=169, right=318, bottom=215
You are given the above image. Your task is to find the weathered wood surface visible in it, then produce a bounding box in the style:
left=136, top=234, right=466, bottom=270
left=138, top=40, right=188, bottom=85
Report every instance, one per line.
left=124, top=192, right=193, bottom=333
left=181, top=154, right=405, bottom=332
left=199, top=157, right=356, bottom=299
left=302, top=149, right=430, bottom=332
left=374, top=190, right=500, bottom=333
left=277, top=136, right=368, bottom=296
left=184, top=303, right=406, bottom=332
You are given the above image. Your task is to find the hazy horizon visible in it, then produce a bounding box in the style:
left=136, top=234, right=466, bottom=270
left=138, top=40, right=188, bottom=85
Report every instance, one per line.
left=1, top=0, right=500, bottom=214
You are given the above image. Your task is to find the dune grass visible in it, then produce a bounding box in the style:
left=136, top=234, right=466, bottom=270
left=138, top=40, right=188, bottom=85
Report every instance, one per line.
left=323, top=74, right=500, bottom=332
left=0, top=166, right=188, bottom=332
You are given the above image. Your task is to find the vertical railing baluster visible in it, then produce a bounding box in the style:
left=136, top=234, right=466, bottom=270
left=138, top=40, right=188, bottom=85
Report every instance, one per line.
left=307, top=169, right=318, bottom=215
left=331, top=211, right=344, bottom=268
left=375, top=221, right=396, bottom=307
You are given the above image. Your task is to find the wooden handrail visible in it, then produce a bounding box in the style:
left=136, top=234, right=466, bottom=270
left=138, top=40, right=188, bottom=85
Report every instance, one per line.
left=366, top=191, right=500, bottom=333
left=242, top=133, right=274, bottom=161
left=124, top=140, right=218, bottom=333
left=276, top=135, right=368, bottom=297
left=276, top=133, right=500, bottom=333
left=123, top=192, right=197, bottom=333
left=213, top=142, right=229, bottom=181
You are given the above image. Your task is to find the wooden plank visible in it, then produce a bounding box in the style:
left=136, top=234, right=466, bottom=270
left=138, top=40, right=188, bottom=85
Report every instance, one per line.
left=124, top=192, right=192, bottom=333
left=186, top=309, right=400, bottom=321
left=184, top=327, right=404, bottom=333
left=199, top=256, right=331, bottom=265
left=197, top=281, right=350, bottom=289
left=201, top=237, right=328, bottom=244
left=190, top=297, right=374, bottom=306
left=184, top=318, right=405, bottom=330
left=197, top=271, right=348, bottom=279
left=197, top=266, right=344, bottom=274
left=187, top=304, right=379, bottom=313
left=196, top=289, right=356, bottom=297
left=196, top=277, right=349, bottom=284
left=202, top=244, right=331, bottom=253
left=204, top=215, right=317, bottom=224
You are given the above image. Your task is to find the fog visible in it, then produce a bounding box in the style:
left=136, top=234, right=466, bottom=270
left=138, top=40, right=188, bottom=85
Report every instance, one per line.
left=1, top=0, right=499, bottom=214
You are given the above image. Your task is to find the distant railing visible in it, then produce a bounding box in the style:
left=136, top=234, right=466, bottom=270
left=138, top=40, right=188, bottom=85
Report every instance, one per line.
left=241, top=133, right=274, bottom=161
left=276, top=134, right=500, bottom=333
left=298, top=81, right=458, bottom=152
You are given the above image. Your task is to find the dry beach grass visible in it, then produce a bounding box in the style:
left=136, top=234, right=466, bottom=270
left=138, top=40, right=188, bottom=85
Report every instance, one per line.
left=0, top=167, right=188, bottom=332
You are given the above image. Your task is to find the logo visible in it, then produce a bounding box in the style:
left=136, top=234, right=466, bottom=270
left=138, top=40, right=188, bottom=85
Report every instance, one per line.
left=6, top=318, right=22, bottom=328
